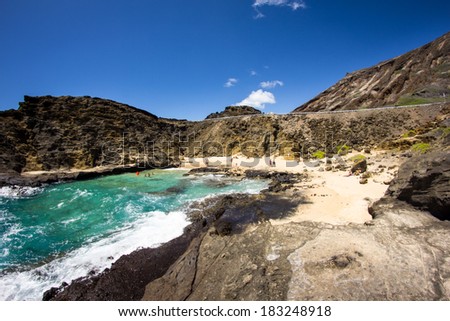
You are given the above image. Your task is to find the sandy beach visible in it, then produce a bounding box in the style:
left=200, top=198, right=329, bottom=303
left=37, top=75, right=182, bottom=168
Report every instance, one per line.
left=181, top=151, right=403, bottom=225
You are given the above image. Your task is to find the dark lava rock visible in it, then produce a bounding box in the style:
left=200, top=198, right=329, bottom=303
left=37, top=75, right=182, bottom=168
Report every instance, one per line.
left=359, top=178, right=368, bottom=184
left=214, top=220, right=233, bottom=236
left=244, top=170, right=272, bottom=179
left=188, top=167, right=223, bottom=174
left=47, top=221, right=203, bottom=301
left=351, top=159, right=367, bottom=174
left=386, top=150, right=449, bottom=220
left=206, top=105, right=262, bottom=119
left=0, top=95, right=187, bottom=182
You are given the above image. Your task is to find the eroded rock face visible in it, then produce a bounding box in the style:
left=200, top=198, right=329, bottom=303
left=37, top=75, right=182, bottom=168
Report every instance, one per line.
left=1, top=95, right=448, bottom=188
left=293, top=32, right=450, bottom=112
left=141, top=202, right=450, bottom=301
left=286, top=214, right=450, bottom=300
left=205, top=106, right=262, bottom=119
left=385, top=151, right=450, bottom=220
left=0, top=95, right=188, bottom=181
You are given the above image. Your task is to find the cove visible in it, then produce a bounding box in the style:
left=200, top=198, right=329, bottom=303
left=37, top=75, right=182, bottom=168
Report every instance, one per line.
left=0, top=169, right=268, bottom=300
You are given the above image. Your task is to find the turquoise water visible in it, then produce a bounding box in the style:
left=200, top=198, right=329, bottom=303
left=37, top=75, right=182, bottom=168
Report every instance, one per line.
left=0, top=169, right=268, bottom=300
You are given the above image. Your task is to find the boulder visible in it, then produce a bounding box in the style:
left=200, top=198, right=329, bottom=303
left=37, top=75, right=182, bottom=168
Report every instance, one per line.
left=386, top=151, right=449, bottom=220
left=351, top=159, right=367, bottom=174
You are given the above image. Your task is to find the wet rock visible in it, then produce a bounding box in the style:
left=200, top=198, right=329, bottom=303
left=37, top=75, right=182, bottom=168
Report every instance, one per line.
left=215, top=220, right=233, bottom=236
left=42, top=287, right=60, bottom=301
left=48, top=220, right=203, bottom=300
left=188, top=167, right=223, bottom=174
left=244, top=170, right=272, bottom=179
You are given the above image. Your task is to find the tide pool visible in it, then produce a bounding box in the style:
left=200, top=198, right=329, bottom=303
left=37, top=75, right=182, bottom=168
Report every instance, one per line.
left=0, top=169, right=268, bottom=300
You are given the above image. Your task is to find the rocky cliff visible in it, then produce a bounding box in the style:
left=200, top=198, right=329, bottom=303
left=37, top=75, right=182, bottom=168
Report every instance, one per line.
left=0, top=96, right=189, bottom=185
left=293, top=32, right=450, bottom=112
left=188, top=104, right=449, bottom=159
left=1, top=95, right=449, bottom=186
left=205, top=106, right=262, bottom=119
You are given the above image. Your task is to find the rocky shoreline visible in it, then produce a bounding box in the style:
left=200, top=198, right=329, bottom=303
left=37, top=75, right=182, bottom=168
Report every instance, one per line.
left=43, top=169, right=306, bottom=300
left=40, top=150, right=450, bottom=300
left=0, top=165, right=149, bottom=188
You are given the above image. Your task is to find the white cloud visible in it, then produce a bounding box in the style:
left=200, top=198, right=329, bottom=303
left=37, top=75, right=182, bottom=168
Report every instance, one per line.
left=253, top=0, right=287, bottom=6
left=260, top=80, right=284, bottom=89
left=250, top=70, right=258, bottom=76
left=224, top=78, right=238, bottom=88
left=236, top=89, right=276, bottom=109
left=290, top=1, right=306, bottom=10
left=252, top=0, right=306, bottom=18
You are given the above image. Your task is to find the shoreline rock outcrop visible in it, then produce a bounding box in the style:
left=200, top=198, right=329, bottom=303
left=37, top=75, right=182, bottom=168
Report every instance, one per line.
left=44, top=171, right=307, bottom=301
left=139, top=152, right=450, bottom=301
left=384, top=150, right=449, bottom=220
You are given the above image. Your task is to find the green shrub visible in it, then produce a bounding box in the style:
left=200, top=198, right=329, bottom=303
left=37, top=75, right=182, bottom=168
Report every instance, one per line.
left=443, top=127, right=450, bottom=137
left=396, top=95, right=446, bottom=106
left=336, top=144, right=350, bottom=155
left=349, top=154, right=366, bottom=162
left=411, top=142, right=431, bottom=154
left=311, top=150, right=326, bottom=159
left=401, top=129, right=417, bottom=138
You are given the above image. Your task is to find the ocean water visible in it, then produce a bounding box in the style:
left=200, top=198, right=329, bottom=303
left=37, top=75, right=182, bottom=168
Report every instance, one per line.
left=0, top=169, right=268, bottom=300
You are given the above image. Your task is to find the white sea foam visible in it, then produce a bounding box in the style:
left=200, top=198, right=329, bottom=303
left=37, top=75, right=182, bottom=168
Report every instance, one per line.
left=1, top=248, right=9, bottom=258
left=60, top=217, right=81, bottom=226
left=0, top=210, right=189, bottom=301
left=0, top=186, right=43, bottom=198
left=2, top=223, right=24, bottom=243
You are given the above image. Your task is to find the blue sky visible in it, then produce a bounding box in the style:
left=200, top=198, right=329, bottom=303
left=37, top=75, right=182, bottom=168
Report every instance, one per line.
left=0, top=0, right=449, bottom=120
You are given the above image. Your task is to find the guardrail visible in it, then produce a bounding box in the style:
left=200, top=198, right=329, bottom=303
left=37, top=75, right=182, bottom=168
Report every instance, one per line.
left=198, top=102, right=448, bottom=122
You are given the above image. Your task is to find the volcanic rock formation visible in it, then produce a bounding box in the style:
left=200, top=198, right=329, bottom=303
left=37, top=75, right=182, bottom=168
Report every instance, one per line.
left=293, top=32, right=450, bottom=112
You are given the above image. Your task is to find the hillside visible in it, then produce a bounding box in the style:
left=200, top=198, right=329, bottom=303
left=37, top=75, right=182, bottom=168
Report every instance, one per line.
left=293, top=32, right=450, bottom=112
left=1, top=95, right=449, bottom=187
left=205, top=106, right=262, bottom=119
left=0, top=96, right=188, bottom=182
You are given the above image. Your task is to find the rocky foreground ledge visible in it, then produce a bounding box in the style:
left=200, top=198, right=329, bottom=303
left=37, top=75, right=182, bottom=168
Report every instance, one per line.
left=141, top=152, right=450, bottom=301
left=44, top=151, right=450, bottom=301
left=44, top=171, right=306, bottom=300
